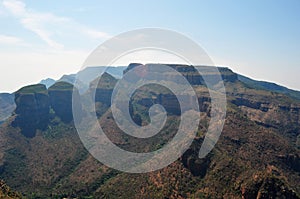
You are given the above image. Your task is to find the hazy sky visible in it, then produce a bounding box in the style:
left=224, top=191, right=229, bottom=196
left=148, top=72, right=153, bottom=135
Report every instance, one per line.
left=0, top=0, right=299, bottom=93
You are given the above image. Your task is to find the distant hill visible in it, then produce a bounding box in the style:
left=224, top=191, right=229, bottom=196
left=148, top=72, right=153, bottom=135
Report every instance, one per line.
left=238, top=74, right=300, bottom=101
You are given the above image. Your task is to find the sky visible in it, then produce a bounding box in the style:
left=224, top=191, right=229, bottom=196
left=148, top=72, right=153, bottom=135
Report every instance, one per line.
left=0, top=0, right=299, bottom=93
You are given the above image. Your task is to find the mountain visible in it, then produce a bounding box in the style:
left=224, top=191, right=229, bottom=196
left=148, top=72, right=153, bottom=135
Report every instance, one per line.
left=77, top=66, right=125, bottom=80
left=42, top=66, right=125, bottom=89
left=0, top=66, right=125, bottom=126
left=39, top=78, right=56, bottom=89
left=0, top=64, right=299, bottom=198
left=238, top=74, right=300, bottom=101
left=0, top=93, right=15, bottom=124
left=58, top=66, right=126, bottom=93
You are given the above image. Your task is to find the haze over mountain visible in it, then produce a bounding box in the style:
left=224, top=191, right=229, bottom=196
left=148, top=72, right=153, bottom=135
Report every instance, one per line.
left=0, top=64, right=299, bottom=198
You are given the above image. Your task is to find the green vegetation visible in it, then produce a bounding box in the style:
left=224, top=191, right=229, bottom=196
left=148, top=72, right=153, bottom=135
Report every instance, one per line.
left=16, top=84, right=47, bottom=95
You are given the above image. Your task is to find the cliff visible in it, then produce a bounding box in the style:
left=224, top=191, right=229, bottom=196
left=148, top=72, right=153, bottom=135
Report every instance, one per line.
left=12, top=82, right=82, bottom=137
left=49, top=82, right=81, bottom=123
left=12, top=84, right=50, bottom=137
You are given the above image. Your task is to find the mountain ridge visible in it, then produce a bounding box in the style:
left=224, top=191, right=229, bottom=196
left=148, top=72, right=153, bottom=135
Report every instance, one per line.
left=238, top=74, right=300, bottom=101
left=0, top=63, right=299, bottom=198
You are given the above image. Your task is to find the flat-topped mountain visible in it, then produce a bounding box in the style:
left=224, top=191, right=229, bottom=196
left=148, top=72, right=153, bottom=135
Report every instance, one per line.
left=124, top=63, right=238, bottom=85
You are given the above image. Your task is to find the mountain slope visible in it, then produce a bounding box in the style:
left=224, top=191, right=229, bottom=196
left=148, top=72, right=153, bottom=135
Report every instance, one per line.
left=238, top=74, right=300, bottom=101
left=0, top=64, right=299, bottom=198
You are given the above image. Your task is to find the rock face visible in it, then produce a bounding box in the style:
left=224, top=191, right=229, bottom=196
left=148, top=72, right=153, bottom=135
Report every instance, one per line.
left=124, top=64, right=220, bottom=116
left=12, top=84, right=50, bottom=137
left=49, top=82, right=81, bottom=123
left=12, top=82, right=82, bottom=137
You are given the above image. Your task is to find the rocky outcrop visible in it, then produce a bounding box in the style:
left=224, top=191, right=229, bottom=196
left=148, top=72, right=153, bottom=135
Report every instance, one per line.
left=90, top=72, right=118, bottom=106
left=39, top=78, right=56, bottom=88
left=12, top=82, right=82, bottom=137
left=49, top=82, right=81, bottom=123
left=12, top=84, right=50, bottom=137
